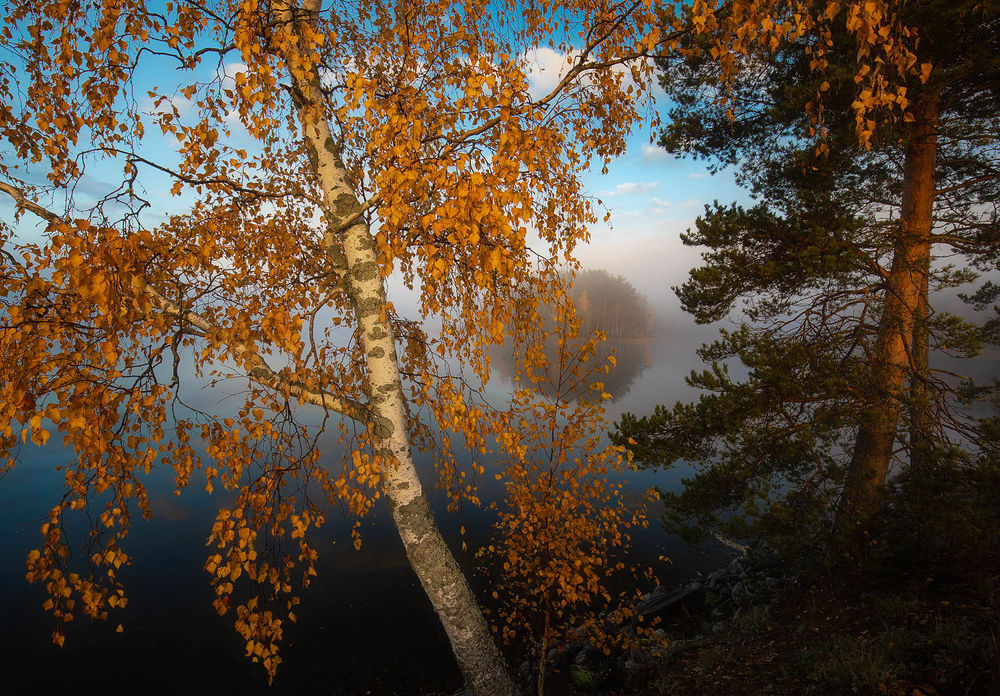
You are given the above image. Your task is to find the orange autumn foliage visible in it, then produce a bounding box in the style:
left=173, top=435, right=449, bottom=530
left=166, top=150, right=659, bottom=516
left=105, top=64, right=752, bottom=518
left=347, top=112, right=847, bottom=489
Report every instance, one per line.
left=0, top=0, right=932, bottom=687
left=479, top=288, right=655, bottom=692
left=668, top=0, right=928, bottom=148
left=1, top=0, right=662, bottom=685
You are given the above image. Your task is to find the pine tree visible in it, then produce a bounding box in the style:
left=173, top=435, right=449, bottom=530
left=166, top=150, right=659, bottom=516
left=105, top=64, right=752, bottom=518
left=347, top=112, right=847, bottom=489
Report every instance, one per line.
left=614, top=0, right=1000, bottom=553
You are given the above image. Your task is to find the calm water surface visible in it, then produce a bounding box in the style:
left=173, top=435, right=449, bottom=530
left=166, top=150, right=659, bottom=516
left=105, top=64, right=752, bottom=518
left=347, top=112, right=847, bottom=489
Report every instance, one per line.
left=0, top=319, right=730, bottom=695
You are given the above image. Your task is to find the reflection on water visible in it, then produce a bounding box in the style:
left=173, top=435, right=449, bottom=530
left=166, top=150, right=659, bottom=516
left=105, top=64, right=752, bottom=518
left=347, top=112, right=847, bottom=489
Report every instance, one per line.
left=489, top=337, right=653, bottom=403
left=0, top=317, right=731, bottom=695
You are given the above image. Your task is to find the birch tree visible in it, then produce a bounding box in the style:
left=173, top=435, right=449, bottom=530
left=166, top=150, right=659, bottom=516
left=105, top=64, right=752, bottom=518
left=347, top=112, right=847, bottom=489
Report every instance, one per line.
left=0, top=0, right=667, bottom=692
left=2, top=0, right=937, bottom=689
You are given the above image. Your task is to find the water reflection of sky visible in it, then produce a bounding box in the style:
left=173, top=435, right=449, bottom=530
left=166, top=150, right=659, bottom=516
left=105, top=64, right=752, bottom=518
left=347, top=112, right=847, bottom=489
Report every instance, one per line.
left=0, top=315, right=731, bottom=695
left=17, top=312, right=996, bottom=693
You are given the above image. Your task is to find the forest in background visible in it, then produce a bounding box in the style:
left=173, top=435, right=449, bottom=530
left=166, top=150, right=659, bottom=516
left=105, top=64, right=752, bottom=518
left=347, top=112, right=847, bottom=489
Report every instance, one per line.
left=571, top=269, right=655, bottom=341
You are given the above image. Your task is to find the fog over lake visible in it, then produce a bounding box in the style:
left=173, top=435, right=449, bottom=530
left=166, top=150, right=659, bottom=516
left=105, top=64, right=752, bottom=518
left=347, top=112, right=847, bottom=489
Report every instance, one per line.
left=0, top=297, right=738, bottom=695
left=5, top=247, right=998, bottom=694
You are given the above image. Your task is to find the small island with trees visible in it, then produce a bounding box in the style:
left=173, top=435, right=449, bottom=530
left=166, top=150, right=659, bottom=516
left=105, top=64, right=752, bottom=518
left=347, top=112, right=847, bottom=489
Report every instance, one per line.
left=570, top=269, right=655, bottom=341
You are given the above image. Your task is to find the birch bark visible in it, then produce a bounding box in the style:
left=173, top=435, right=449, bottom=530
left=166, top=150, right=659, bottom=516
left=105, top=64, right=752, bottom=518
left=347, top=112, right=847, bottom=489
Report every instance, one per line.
left=277, top=2, right=519, bottom=694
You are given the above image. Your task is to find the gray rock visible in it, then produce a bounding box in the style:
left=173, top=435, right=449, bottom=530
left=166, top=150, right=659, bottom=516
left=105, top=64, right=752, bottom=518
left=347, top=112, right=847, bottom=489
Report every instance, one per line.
left=731, top=579, right=760, bottom=606
left=518, top=660, right=531, bottom=680
left=634, top=585, right=706, bottom=623
left=574, top=644, right=599, bottom=665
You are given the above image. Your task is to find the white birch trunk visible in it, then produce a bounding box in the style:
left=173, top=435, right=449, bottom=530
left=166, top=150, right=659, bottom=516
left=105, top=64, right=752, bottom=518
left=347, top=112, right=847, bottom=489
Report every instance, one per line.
left=278, top=3, right=519, bottom=694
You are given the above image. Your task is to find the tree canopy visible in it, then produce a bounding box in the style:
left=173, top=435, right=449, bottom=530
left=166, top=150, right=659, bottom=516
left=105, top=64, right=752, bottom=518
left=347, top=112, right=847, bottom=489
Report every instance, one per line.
left=0, top=0, right=957, bottom=691
left=0, top=0, right=667, bottom=690
left=572, top=268, right=653, bottom=340
left=614, top=0, right=1000, bottom=554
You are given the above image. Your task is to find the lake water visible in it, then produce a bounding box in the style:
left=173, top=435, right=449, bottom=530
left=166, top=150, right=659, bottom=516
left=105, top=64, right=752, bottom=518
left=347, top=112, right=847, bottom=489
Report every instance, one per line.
left=0, top=316, right=731, bottom=695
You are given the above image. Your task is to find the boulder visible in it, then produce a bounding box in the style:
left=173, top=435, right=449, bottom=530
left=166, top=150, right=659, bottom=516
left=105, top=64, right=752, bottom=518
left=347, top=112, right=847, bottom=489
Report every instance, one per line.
left=706, top=568, right=729, bottom=590
left=634, top=585, right=705, bottom=623
left=573, top=644, right=600, bottom=666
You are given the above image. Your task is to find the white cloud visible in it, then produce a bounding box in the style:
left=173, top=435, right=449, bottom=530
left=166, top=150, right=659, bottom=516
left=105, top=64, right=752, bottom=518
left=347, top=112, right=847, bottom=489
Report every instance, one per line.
left=614, top=181, right=659, bottom=195
left=689, top=172, right=708, bottom=179
left=649, top=198, right=672, bottom=216
left=521, top=48, right=654, bottom=103
left=219, top=62, right=248, bottom=89
left=641, top=143, right=670, bottom=163
left=521, top=47, right=575, bottom=100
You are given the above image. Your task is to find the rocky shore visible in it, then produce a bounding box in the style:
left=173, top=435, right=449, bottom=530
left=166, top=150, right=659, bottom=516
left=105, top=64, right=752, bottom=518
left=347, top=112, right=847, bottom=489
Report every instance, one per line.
left=510, top=545, right=794, bottom=695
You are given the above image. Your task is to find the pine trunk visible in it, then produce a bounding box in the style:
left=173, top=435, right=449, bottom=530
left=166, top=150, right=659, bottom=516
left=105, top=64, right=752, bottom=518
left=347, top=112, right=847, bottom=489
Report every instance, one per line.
left=909, top=260, right=932, bottom=471
left=836, top=94, right=939, bottom=547
left=280, top=3, right=519, bottom=695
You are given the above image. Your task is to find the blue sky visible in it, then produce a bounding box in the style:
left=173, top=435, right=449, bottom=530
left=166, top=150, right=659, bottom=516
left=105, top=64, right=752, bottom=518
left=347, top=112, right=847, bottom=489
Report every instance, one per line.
left=510, top=45, right=749, bottom=312
left=576, top=138, right=744, bottom=311
left=1, top=36, right=752, bottom=324
left=162, top=71, right=748, bottom=320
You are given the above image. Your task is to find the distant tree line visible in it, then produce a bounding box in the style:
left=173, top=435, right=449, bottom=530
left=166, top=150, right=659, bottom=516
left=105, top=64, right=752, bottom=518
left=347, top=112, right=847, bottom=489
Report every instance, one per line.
left=492, top=269, right=654, bottom=400
left=570, top=269, right=654, bottom=340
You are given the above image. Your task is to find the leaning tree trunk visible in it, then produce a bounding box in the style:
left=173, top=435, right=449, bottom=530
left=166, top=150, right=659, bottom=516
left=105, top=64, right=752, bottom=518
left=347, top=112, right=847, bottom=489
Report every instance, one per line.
left=836, top=93, right=939, bottom=549
left=278, top=3, right=519, bottom=695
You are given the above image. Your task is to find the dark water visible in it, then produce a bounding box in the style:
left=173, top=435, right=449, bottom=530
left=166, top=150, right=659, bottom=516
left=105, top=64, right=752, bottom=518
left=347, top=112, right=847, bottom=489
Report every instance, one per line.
left=0, top=319, right=729, bottom=695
